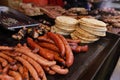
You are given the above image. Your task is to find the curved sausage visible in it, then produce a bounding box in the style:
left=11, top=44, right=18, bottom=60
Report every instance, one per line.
left=14, top=45, right=56, bottom=66
left=47, top=32, right=65, bottom=57
left=37, top=36, right=54, bottom=44
left=23, top=66, right=30, bottom=80
left=42, top=48, right=65, bottom=65
left=3, top=51, right=18, bottom=57
left=71, top=45, right=88, bottom=53
left=0, top=52, right=16, bottom=64
left=0, top=57, right=8, bottom=67
left=8, top=70, right=22, bottom=80
left=43, top=66, right=56, bottom=75
left=2, top=64, right=9, bottom=74
left=57, top=34, right=74, bottom=67
left=21, top=54, right=45, bottom=78
left=51, top=65, right=69, bottom=75
left=17, top=64, right=24, bottom=75
left=27, top=37, right=54, bottom=61
left=81, top=45, right=88, bottom=52
left=0, top=46, right=13, bottom=50
left=38, top=42, right=60, bottom=53
left=0, top=74, right=15, bottom=80
left=15, top=57, right=40, bottom=80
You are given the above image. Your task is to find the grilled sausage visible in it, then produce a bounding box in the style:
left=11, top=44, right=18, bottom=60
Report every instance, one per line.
left=51, top=65, right=69, bottom=75
left=15, top=57, right=40, bottom=80
left=57, top=34, right=74, bottom=67
left=21, top=54, right=45, bottom=78
left=0, top=57, right=8, bottom=67
left=9, top=70, right=22, bottom=80
left=27, top=37, right=54, bottom=61
left=14, top=45, right=56, bottom=66
left=47, top=32, right=65, bottom=57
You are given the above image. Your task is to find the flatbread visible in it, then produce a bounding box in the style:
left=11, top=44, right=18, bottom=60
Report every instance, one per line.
left=75, top=27, right=98, bottom=39
left=80, top=25, right=106, bottom=36
left=72, top=31, right=99, bottom=42
left=79, top=22, right=107, bottom=31
left=79, top=18, right=107, bottom=27
left=71, top=32, right=99, bottom=43
left=51, top=26, right=71, bottom=35
left=56, top=16, right=78, bottom=25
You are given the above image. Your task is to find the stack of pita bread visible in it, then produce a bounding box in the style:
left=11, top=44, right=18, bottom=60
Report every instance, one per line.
left=51, top=16, right=78, bottom=35
left=71, top=18, right=107, bottom=43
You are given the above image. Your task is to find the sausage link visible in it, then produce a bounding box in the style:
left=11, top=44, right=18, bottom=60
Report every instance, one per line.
left=57, top=34, right=74, bottom=67
left=8, top=70, right=22, bottom=80
left=0, top=46, right=13, bottom=50
left=0, top=74, right=14, bottom=80
left=0, top=52, right=16, bottom=64
left=37, top=36, right=54, bottom=44
left=23, top=66, right=30, bottom=80
left=15, top=57, right=40, bottom=80
left=2, top=64, right=9, bottom=74
left=0, top=57, right=8, bottom=67
left=71, top=45, right=88, bottom=53
left=47, top=32, right=65, bottom=57
left=51, top=65, right=69, bottom=75
left=21, top=54, right=45, bottom=78
left=38, top=42, right=60, bottom=53
left=27, top=37, right=54, bottom=61
left=14, top=45, right=56, bottom=66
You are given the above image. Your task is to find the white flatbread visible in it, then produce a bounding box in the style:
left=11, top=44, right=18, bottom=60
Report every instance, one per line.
left=80, top=25, right=106, bottom=36
left=72, top=31, right=99, bottom=42
left=79, top=18, right=107, bottom=27
left=51, top=26, right=71, bottom=35
left=70, top=32, right=98, bottom=43
left=79, top=22, right=107, bottom=31
left=56, top=16, right=78, bottom=25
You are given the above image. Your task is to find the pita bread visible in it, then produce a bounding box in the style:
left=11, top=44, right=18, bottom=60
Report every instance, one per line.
left=55, top=23, right=77, bottom=31
left=79, top=18, right=107, bottom=27
left=72, top=31, right=99, bottom=42
left=80, top=25, right=106, bottom=36
left=56, top=16, right=78, bottom=25
left=79, top=22, right=107, bottom=31
left=51, top=26, right=71, bottom=35
left=75, top=27, right=99, bottom=39
left=71, top=32, right=99, bottom=43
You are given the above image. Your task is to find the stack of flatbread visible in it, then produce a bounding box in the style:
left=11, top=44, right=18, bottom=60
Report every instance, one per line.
left=51, top=16, right=78, bottom=35
left=71, top=18, right=107, bottom=43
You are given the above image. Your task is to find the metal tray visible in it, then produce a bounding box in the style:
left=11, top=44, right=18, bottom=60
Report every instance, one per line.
left=0, top=28, right=119, bottom=80
left=0, top=6, right=39, bottom=31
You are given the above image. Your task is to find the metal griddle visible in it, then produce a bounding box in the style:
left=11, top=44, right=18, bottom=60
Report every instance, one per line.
left=0, top=24, right=119, bottom=80
left=0, top=6, right=39, bottom=31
